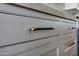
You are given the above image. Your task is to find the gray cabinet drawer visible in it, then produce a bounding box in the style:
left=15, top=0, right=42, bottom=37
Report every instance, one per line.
left=0, top=4, right=60, bottom=21
left=17, top=42, right=58, bottom=56
left=0, top=28, right=59, bottom=56
left=0, top=13, right=60, bottom=47
left=17, top=40, right=64, bottom=56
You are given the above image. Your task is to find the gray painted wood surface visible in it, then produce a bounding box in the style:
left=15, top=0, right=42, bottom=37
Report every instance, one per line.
left=0, top=3, right=77, bottom=56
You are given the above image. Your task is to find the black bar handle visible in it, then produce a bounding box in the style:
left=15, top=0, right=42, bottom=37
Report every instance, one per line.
left=68, top=42, right=75, bottom=47
left=29, top=27, right=54, bottom=31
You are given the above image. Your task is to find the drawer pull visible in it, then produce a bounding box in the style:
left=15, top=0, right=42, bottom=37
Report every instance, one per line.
left=29, top=27, right=54, bottom=31
left=68, top=27, right=76, bottom=30
left=68, top=42, right=75, bottom=47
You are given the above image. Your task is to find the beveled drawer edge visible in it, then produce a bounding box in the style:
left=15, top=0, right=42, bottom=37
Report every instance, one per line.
left=0, top=10, right=60, bottom=22
left=0, top=35, right=59, bottom=48
left=14, top=39, right=59, bottom=56
left=8, top=3, right=77, bottom=22
left=62, top=21, right=76, bottom=24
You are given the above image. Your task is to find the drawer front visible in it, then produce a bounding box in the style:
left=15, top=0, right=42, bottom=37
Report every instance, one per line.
left=60, top=21, right=77, bottom=34
left=17, top=40, right=64, bottom=56
left=0, top=13, right=60, bottom=46
left=0, top=4, right=61, bottom=21
left=17, top=42, right=59, bottom=56
left=0, top=34, right=59, bottom=56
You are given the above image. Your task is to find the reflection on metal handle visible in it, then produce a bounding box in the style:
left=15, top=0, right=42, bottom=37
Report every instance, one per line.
left=68, top=27, right=76, bottom=30
left=29, top=27, right=54, bottom=31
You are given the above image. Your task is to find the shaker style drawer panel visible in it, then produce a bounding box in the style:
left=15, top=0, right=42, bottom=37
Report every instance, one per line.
left=17, top=40, right=64, bottom=56
left=0, top=36, right=59, bottom=56
left=17, top=42, right=58, bottom=56
left=0, top=4, right=60, bottom=21
left=0, top=13, right=60, bottom=47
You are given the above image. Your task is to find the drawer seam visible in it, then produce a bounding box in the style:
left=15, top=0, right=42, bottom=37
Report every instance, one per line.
left=0, top=10, right=60, bottom=22
left=14, top=39, right=60, bottom=56
left=0, top=35, right=59, bottom=48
